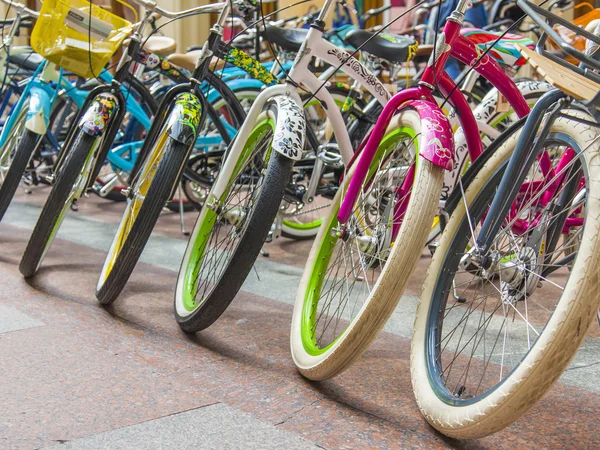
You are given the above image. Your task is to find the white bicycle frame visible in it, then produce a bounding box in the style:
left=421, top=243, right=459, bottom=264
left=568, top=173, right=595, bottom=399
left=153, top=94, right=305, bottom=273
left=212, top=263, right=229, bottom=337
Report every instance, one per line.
left=207, top=0, right=391, bottom=207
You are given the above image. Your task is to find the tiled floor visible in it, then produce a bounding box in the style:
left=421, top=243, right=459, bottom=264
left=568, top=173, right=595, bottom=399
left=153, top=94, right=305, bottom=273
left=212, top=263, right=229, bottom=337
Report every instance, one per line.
left=0, top=189, right=599, bottom=449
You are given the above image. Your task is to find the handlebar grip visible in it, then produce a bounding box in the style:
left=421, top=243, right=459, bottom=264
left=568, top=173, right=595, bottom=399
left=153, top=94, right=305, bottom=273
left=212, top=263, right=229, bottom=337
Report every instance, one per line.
left=361, top=4, right=391, bottom=22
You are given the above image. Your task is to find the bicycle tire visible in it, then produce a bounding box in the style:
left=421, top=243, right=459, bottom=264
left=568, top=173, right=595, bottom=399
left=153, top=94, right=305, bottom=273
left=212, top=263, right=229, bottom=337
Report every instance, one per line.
left=176, top=151, right=293, bottom=331
left=95, top=136, right=189, bottom=304
left=0, top=128, right=37, bottom=222
left=290, top=109, right=444, bottom=380
left=411, top=110, right=600, bottom=438
left=19, top=131, right=97, bottom=277
left=175, top=108, right=295, bottom=332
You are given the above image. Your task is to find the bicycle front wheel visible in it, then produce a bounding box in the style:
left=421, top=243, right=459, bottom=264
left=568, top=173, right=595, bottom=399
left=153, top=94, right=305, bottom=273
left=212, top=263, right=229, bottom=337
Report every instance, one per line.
left=291, top=109, right=444, bottom=380
left=0, top=125, right=37, bottom=222
left=95, top=134, right=190, bottom=304
left=175, top=110, right=294, bottom=332
left=412, top=110, right=600, bottom=438
left=19, top=131, right=98, bottom=277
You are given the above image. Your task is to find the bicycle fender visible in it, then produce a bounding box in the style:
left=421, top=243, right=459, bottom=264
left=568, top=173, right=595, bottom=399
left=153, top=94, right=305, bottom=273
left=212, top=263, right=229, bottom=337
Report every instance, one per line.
left=405, top=100, right=454, bottom=171
left=79, top=92, right=120, bottom=137
left=268, top=94, right=305, bottom=161
left=25, top=85, right=52, bottom=135
left=166, top=92, right=202, bottom=146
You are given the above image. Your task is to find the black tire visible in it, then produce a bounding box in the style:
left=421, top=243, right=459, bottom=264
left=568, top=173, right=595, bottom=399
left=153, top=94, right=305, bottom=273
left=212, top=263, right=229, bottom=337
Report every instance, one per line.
left=0, top=129, right=38, bottom=221
left=175, top=151, right=294, bottom=332
left=95, top=137, right=189, bottom=305
left=19, top=131, right=96, bottom=278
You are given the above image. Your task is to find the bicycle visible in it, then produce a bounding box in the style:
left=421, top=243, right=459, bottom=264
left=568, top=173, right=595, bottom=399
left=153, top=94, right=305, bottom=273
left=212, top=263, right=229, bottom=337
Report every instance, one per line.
left=0, top=0, right=157, bottom=225
left=289, top=0, right=540, bottom=380
left=17, top=0, right=244, bottom=278
left=172, top=0, right=407, bottom=333
left=94, top=0, right=414, bottom=304
left=411, top=0, right=600, bottom=437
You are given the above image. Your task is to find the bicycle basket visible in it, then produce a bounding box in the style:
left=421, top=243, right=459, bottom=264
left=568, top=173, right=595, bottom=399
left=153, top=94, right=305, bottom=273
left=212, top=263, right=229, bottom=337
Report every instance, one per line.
left=31, top=0, right=133, bottom=78
left=550, top=3, right=600, bottom=61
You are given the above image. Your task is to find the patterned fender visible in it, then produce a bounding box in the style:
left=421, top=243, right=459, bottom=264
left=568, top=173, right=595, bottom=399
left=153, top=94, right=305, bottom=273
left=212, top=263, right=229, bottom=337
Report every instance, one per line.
left=166, top=93, right=203, bottom=146
left=79, top=93, right=119, bottom=137
left=406, top=100, right=455, bottom=170
left=268, top=94, right=306, bottom=161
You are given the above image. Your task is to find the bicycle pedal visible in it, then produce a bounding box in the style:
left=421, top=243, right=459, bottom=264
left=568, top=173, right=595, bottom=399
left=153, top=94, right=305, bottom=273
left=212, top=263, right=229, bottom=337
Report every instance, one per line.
left=70, top=199, right=79, bottom=211
left=428, top=242, right=439, bottom=256
left=318, top=144, right=343, bottom=169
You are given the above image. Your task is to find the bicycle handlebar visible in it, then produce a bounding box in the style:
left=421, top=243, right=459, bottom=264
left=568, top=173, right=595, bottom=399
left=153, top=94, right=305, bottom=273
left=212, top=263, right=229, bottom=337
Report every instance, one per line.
left=361, top=4, right=391, bottom=22
left=0, top=0, right=38, bottom=18
left=127, top=0, right=229, bottom=20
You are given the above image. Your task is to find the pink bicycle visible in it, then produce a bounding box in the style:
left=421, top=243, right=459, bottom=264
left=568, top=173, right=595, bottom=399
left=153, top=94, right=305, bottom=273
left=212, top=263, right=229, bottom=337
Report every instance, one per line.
left=290, top=0, right=534, bottom=380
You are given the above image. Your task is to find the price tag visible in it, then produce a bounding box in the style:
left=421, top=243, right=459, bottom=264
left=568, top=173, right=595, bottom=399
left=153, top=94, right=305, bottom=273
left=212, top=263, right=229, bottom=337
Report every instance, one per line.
left=496, top=92, right=510, bottom=113
left=385, top=83, right=398, bottom=94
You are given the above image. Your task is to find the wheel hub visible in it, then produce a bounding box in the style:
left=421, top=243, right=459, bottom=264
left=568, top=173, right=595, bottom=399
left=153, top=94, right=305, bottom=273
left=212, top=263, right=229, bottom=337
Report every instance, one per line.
left=500, top=247, right=540, bottom=303
left=224, top=207, right=246, bottom=227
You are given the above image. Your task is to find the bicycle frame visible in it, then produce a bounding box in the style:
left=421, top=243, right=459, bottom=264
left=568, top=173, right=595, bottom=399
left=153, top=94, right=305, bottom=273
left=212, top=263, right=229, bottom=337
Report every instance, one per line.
left=105, top=29, right=290, bottom=176
left=337, top=0, right=530, bottom=227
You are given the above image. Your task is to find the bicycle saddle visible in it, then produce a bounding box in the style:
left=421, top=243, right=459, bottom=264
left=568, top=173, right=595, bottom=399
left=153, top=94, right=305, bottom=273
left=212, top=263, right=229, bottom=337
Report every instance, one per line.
left=263, top=25, right=309, bottom=53
left=8, top=47, right=44, bottom=71
left=167, top=51, right=227, bottom=72
left=344, top=30, right=418, bottom=63
left=461, top=28, right=535, bottom=68
left=143, top=36, right=177, bottom=58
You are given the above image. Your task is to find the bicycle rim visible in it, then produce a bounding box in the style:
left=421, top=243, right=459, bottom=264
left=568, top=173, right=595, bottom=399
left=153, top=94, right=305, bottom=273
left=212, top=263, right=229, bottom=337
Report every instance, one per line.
left=299, top=125, right=417, bottom=356
left=426, top=133, right=589, bottom=405
left=180, top=116, right=274, bottom=313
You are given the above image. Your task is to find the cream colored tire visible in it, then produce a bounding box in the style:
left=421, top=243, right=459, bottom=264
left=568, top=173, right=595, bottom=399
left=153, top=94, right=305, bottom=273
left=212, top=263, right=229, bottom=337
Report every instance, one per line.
left=411, top=111, right=600, bottom=439
left=291, top=110, right=444, bottom=380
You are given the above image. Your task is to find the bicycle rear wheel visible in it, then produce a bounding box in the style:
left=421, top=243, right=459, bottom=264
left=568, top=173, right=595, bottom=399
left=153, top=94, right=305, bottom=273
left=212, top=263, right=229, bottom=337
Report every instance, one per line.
left=280, top=89, right=366, bottom=240
left=412, top=110, right=600, bottom=438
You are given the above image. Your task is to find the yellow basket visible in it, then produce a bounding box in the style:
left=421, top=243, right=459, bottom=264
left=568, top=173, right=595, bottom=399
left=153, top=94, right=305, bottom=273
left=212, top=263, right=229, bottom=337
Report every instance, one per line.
left=31, top=0, right=133, bottom=78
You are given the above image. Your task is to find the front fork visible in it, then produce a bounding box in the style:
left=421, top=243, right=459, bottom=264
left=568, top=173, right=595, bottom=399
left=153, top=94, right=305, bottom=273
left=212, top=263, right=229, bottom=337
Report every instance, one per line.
left=475, top=89, right=569, bottom=257
left=51, top=84, right=127, bottom=189
left=127, top=82, right=206, bottom=201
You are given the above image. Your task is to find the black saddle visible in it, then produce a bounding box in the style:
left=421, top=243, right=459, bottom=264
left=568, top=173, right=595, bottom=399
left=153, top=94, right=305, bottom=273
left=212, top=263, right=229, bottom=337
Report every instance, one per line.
left=8, top=47, right=44, bottom=72
left=344, top=30, right=417, bottom=63
left=263, top=25, right=309, bottom=53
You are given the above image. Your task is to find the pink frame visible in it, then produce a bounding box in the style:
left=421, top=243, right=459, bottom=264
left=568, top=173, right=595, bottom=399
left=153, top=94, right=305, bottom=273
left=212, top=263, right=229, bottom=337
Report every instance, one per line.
left=338, top=19, right=530, bottom=224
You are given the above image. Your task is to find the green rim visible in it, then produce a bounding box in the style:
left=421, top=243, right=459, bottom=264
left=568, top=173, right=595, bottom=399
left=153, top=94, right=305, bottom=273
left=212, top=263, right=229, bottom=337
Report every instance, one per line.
left=182, top=117, right=275, bottom=312
left=300, top=125, right=418, bottom=356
